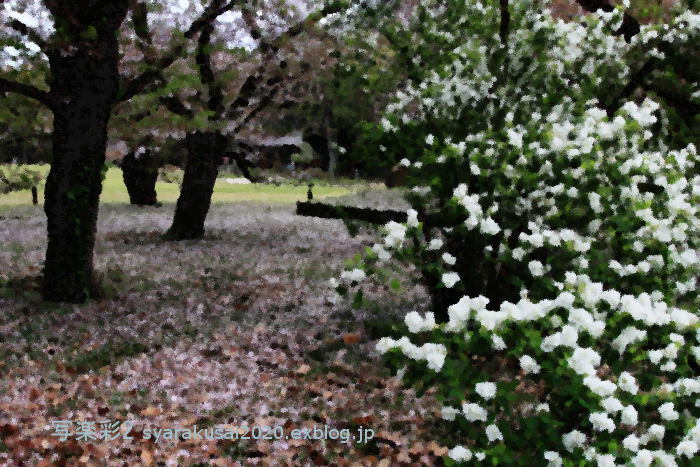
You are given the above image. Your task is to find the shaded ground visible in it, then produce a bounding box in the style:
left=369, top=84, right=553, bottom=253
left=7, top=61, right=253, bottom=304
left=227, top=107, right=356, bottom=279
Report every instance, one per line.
left=0, top=195, right=448, bottom=466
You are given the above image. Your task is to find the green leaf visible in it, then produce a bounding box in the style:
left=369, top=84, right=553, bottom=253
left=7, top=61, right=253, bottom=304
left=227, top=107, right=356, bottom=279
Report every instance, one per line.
left=351, top=290, right=364, bottom=309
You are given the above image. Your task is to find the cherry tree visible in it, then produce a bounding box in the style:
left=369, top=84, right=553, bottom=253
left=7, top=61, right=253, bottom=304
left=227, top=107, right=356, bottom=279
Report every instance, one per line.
left=0, top=0, right=247, bottom=302
left=121, top=0, right=387, bottom=240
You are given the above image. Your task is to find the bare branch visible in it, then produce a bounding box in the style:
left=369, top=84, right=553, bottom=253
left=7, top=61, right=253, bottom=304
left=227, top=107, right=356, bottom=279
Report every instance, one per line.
left=8, top=19, right=47, bottom=50
left=226, top=149, right=258, bottom=182
left=195, top=22, right=225, bottom=117
left=183, top=0, right=231, bottom=39
left=0, top=77, right=55, bottom=109
left=241, top=4, right=263, bottom=41
left=158, top=95, right=194, bottom=118
left=230, top=83, right=281, bottom=134
left=225, top=1, right=348, bottom=117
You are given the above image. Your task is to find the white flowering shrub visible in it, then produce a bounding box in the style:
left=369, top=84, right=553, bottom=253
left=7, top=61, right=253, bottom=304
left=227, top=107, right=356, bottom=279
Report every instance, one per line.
left=335, top=0, right=700, bottom=464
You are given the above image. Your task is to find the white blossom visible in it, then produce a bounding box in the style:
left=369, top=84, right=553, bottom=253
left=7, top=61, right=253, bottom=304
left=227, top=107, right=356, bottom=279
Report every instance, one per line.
left=442, top=272, right=460, bottom=288
left=475, top=382, right=497, bottom=400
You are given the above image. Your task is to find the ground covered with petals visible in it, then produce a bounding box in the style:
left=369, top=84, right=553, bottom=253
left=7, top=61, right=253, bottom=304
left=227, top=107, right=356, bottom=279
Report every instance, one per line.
left=0, top=195, right=451, bottom=466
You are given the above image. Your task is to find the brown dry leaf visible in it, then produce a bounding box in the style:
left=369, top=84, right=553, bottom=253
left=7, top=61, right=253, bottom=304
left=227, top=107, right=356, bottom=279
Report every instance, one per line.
left=210, top=459, right=234, bottom=467
left=397, top=449, right=411, bottom=463
left=351, top=415, right=373, bottom=425
left=296, top=364, right=311, bottom=375
left=377, top=459, right=391, bottom=467
left=140, top=406, right=162, bottom=416
left=408, top=442, right=424, bottom=455
left=141, top=449, right=154, bottom=465
left=342, top=333, right=361, bottom=345
left=224, top=346, right=239, bottom=357
left=427, top=441, right=449, bottom=456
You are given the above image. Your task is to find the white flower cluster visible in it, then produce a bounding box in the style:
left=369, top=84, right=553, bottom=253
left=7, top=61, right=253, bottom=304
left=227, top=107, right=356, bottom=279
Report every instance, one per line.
left=337, top=0, right=700, bottom=463
left=375, top=336, right=447, bottom=372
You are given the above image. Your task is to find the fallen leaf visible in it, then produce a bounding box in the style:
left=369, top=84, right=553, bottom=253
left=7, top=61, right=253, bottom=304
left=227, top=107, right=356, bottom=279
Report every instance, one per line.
left=296, top=364, right=311, bottom=375
left=342, top=333, right=360, bottom=345
left=141, top=449, right=154, bottom=465
left=427, top=441, right=449, bottom=456
left=140, top=406, right=162, bottom=416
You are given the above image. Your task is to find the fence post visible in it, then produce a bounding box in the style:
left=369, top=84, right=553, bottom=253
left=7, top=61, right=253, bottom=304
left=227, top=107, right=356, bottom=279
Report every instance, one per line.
left=32, top=186, right=38, bottom=205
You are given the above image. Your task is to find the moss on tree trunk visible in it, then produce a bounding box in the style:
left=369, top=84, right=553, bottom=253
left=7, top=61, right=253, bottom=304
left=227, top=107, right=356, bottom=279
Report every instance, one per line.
left=42, top=21, right=124, bottom=303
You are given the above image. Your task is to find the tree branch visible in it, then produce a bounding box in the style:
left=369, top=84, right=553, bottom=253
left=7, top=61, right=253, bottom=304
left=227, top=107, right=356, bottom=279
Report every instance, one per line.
left=241, top=4, right=263, bottom=41
left=296, top=201, right=464, bottom=229
left=0, top=77, right=54, bottom=109
left=128, top=0, right=161, bottom=67
left=643, top=83, right=700, bottom=124
left=603, top=57, right=658, bottom=115
left=195, top=22, right=225, bottom=118
left=229, top=83, right=281, bottom=134
left=499, top=0, right=510, bottom=45
left=8, top=19, right=47, bottom=50
left=118, top=0, right=242, bottom=102
left=130, top=1, right=153, bottom=46
left=575, top=0, right=640, bottom=42
left=225, top=1, right=348, bottom=118
left=226, top=149, right=258, bottom=182
left=158, top=95, right=194, bottom=118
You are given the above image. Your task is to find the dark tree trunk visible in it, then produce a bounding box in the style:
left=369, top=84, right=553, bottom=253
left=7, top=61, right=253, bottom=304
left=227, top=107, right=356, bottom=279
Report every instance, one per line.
left=164, top=131, right=227, bottom=240
left=304, top=133, right=329, bottom=171
left=121, top=150, right=159, bottom=206
left=41, top=6, right=127, bottom=303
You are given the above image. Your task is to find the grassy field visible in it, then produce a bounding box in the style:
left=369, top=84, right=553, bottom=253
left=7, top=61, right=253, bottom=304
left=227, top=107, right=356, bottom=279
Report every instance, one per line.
left=0, top=165, right=360, bottom=209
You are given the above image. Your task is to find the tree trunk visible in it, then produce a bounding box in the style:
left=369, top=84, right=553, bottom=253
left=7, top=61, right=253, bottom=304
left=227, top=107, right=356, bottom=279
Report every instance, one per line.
left=328, top=143, right=337, bottom=178
left=304, top=133, right=329, bottom=171
left=164, top=131, right=226, bottom=240
left=122, top=150, right=159, bottom=206
left=41, top=22, right=124, bottom=303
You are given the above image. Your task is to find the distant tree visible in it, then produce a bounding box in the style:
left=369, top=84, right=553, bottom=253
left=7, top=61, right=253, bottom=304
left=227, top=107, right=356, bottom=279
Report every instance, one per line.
left=130, top=0, right=365, bottom=240
left=266, top=0, right=410, bottom=178
left=0, top=72, right=52, bottom=164
left=0, top=0, right=245, bottom=303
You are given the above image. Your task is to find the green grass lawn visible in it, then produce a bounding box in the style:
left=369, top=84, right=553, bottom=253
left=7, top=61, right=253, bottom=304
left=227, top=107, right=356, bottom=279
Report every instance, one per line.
left=0, top=165, right=359, bottom=208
